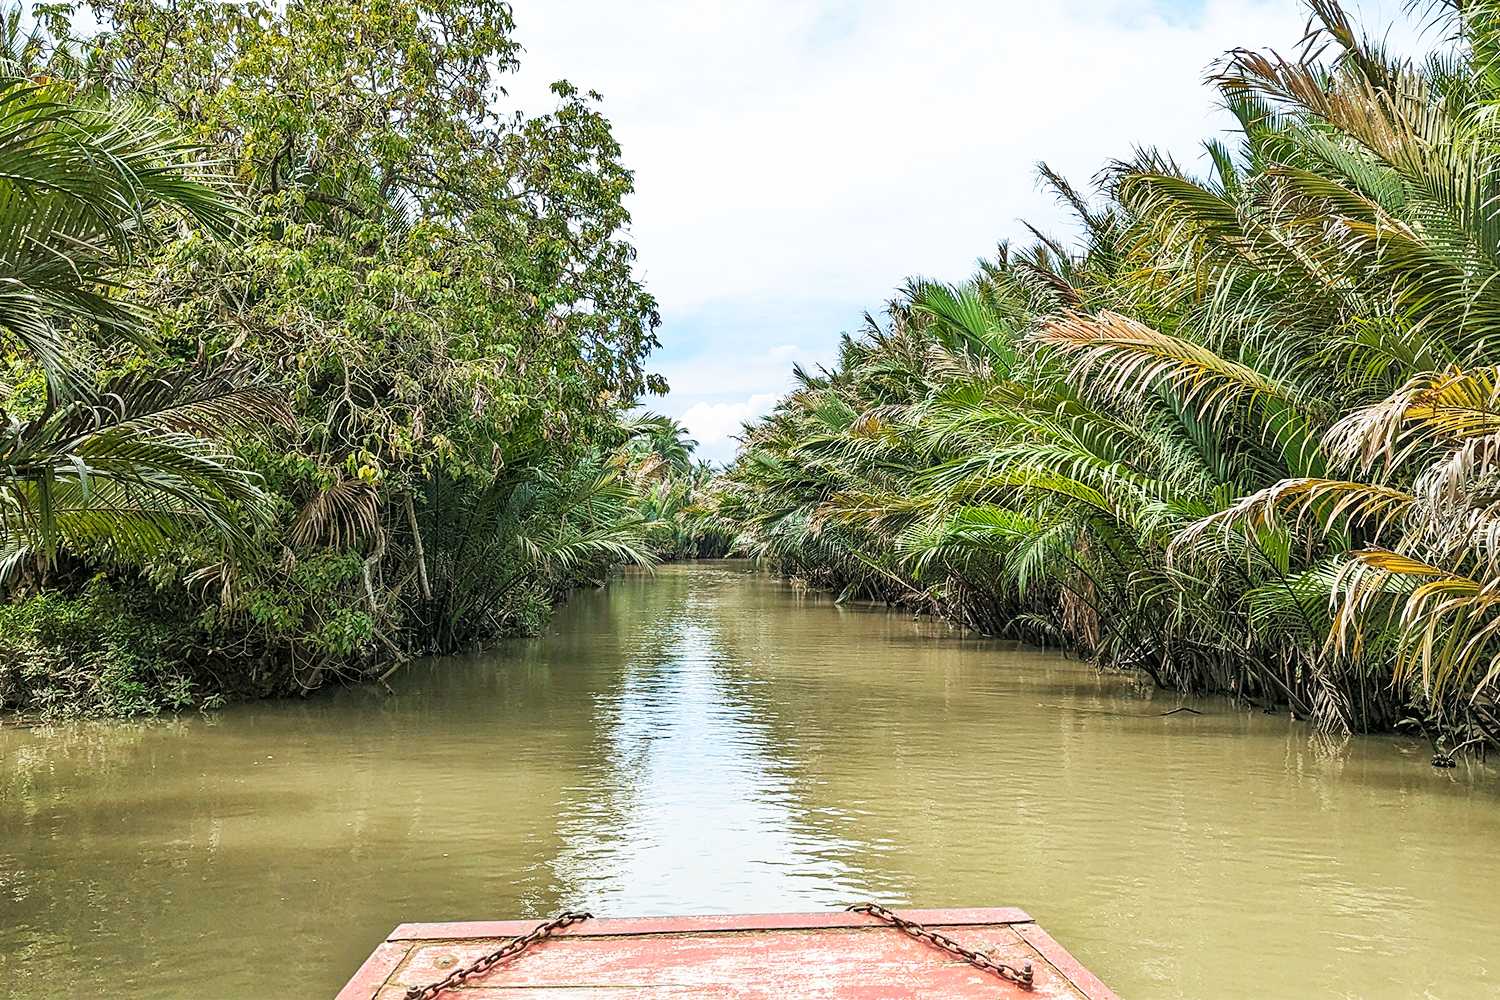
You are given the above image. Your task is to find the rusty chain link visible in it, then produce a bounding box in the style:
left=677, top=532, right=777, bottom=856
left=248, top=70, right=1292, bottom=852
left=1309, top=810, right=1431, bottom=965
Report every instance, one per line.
left=847, top=902, right=1034, bottom=989
left=397, top=910, right=592, bottom=1000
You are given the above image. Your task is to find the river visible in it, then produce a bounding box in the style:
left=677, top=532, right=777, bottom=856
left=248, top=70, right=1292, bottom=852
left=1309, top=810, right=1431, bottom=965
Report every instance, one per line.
left=1, top=562, right=1497, bottom=998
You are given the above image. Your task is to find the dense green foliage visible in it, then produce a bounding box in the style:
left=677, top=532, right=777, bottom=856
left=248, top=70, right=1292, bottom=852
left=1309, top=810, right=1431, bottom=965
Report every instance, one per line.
left=0, top=0, right=693, bottom=715
left=621, top=414, right=734, bottom=560
left=711, top=0, right=1500, bottom=754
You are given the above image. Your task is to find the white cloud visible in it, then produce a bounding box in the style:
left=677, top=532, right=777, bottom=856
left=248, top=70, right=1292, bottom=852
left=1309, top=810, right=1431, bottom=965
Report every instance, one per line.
left=680, top=393, right=780, bottom=464
left=653, top=339, right=821, bottom=403
left=497, top=0, right=1431, bottom=458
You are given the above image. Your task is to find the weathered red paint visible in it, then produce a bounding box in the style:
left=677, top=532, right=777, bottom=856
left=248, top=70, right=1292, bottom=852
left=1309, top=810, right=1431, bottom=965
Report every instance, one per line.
left=337, top=908, right=1118, bottom=1000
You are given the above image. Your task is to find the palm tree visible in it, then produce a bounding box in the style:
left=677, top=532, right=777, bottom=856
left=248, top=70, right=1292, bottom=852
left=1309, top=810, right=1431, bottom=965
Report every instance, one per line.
left=415, top=459, right=656, bottom=649
left=0, top=76, right=235, bottom=390
left=712, top=0, right=1500, bottom=744
left=0, top=73, right=277, bottom=572
left=620, top=413, right=699, bottom=480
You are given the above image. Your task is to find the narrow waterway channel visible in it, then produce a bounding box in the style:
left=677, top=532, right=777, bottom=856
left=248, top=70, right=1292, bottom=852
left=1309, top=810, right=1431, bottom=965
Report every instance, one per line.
left=2, top=562, right=1498, bottom=998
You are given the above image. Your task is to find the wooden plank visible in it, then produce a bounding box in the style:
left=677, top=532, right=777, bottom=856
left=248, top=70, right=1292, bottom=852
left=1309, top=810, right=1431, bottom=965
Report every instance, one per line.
left=372, top=929, right=1074, bottom=1000
left=339, top=909, right=1114, bottom=1000
left=387, top=908, right=1035, bottom=941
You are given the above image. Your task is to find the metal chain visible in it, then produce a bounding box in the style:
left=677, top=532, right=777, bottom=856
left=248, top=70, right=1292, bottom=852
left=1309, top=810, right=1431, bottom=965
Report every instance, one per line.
left=395, top=905, right=1030, bottom=997
left=397, top=910, right=592, bottom=1000
left=846, top=902, right=1034, bottom=990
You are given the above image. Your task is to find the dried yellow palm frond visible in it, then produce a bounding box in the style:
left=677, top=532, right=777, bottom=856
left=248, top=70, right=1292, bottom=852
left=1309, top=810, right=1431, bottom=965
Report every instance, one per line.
left=921, top=343, right=995, bottom=386
left=1030, top=310, right=1295, bottom=418
left=1328, top=548, right=1459, bottom=665
left=1325, top=366, right=1500, bottom=472
left=1330, top=548, right=1500, bottom=702
left=848, top=408, right=903, bottom=440
left=1216, top=44, right=1442, bottom=175
left=1378, top=367, right=1500, bottom=436
left=1171, top=478, right=1415, bottom=558
left=1414, top=432, right=1500, bottom=510
left=292, top=478, right=379, bottom=549
left=634, top=452, right=668, bottom=482
left=1399, top=503, right=1500, bottom=583
left=184, top=559, right=247, bottom=607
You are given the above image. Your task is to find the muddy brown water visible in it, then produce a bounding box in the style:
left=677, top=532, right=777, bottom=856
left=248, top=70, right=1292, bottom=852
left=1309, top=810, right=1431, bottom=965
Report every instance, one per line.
left=2, top=562, right=1498, bottom=998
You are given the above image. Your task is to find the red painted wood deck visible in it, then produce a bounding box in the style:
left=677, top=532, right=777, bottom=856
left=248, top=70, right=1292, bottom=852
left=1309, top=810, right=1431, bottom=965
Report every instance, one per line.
left=337, top=908, right=1118, bottom=999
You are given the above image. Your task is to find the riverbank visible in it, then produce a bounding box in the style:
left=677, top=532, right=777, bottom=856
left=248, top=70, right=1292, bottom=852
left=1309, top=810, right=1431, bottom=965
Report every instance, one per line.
left=0, top=566, right=601, bottom=719
left=702, top=3, right=1500, bottom=749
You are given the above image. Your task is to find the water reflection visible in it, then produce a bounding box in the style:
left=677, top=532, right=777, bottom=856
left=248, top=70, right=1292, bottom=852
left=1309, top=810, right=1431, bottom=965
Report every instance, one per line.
left=553, top=607, right=874, bottom=912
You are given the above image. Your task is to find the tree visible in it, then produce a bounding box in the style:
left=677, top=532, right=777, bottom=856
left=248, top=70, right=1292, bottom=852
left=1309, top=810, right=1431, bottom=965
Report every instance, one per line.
left=0, top=0, right=669, bottom=714
left=0, top=70, right=280, bottom=575
left=712, top=0, right=1500, bottom=751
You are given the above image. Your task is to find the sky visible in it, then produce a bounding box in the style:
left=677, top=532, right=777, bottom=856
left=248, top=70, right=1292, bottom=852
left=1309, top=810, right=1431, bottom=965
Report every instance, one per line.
left=498, top=0, right=1426, bottom=462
